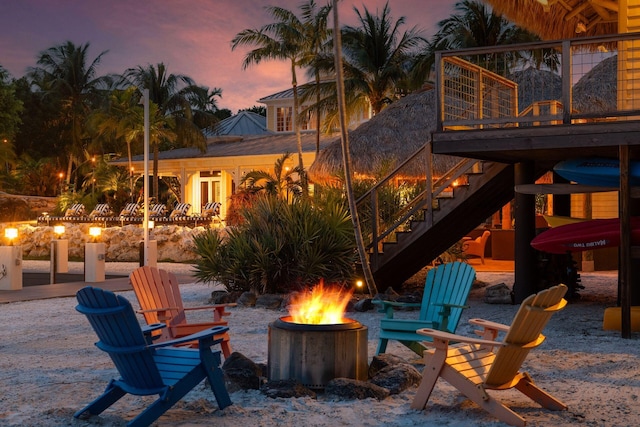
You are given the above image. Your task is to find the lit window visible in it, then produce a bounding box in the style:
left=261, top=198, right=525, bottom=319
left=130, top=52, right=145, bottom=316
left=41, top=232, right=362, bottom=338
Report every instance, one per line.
left=277, top=107, right=292, bottom=132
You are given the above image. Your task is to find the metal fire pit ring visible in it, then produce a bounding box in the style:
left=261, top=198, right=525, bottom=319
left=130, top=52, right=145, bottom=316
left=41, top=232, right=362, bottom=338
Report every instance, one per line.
left=268, top=316, right=368, bottom=390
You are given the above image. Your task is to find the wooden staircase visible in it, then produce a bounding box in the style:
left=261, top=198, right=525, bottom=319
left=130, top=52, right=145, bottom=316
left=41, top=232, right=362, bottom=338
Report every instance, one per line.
left=356, top=143, right=516, bottom=291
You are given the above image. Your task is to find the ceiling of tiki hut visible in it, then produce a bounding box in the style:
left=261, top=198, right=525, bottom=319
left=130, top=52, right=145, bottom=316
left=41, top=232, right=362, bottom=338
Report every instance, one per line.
left=484, top=0, right=620, bottom=39
left=307, top=89, right=463, bottom=186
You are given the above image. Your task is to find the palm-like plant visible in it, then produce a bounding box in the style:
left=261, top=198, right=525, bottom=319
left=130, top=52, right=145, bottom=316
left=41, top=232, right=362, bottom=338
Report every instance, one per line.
left=298, top=0, right=332, bottom=154
left=417, top=0, right=558, bottom=78
left=240, top=153, right=304, bottom=200
left=340, top=2, right=426, bottom=115
left=27, top=41, right=111, bottom=187
left=121, top=63, right=207, bottom=201
left=232, top=4, right=312, bottom=177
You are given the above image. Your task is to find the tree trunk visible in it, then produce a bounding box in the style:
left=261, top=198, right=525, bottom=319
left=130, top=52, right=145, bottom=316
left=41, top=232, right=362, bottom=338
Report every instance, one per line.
left=291, top=60, right=307, bottom=195
left=332, top=1, right=378, bottom=296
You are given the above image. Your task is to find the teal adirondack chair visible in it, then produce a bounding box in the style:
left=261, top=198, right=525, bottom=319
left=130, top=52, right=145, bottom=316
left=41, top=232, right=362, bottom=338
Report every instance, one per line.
left=75, top=286, right=232, bottom=427
left=375, top=261, right=476, bottom=355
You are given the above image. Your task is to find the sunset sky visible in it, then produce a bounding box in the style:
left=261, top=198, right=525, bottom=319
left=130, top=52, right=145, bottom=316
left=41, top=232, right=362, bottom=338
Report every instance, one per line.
left=0, top=0, right=458, bottom=113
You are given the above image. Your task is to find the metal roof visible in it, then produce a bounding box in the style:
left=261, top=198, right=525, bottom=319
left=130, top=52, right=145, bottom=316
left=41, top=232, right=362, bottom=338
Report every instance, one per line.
left=115, top=132, right=338, bottom=163
left=203, top=111, right=273, bottom=137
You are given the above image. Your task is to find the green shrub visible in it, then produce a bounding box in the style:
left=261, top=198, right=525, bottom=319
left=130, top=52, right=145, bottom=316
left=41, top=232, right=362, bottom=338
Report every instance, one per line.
left=192, top=195, right=357, bottom=294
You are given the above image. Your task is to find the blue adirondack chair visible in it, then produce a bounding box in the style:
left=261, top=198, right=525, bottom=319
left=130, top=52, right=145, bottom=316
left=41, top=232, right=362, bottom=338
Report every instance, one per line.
left=375, top=261, right=476, bottom=355
left=74, top=286, right=232, bottom=427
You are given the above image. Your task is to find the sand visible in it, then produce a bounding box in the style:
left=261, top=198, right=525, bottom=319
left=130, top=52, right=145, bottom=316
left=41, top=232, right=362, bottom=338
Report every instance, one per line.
left=1, top=267, right=638, bottom=427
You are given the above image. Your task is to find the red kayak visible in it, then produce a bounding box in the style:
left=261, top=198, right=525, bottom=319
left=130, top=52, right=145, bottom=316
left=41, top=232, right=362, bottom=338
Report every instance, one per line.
left=531, top=217, right=640, bottom=254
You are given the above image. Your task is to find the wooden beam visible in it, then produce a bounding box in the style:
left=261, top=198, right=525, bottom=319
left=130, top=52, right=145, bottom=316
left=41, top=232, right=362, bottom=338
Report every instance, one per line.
left=565, top=2, right=590, bottom=20
left=590, top=0, right=619, bottom=12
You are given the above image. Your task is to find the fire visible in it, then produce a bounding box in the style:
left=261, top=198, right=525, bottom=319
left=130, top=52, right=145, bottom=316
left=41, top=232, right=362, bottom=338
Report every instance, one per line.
left=289, top=283, right=353, bottom=325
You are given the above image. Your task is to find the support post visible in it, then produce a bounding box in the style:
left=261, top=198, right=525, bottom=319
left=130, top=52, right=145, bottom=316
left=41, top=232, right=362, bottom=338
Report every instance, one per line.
left=513, top=161, right=537, bottom=303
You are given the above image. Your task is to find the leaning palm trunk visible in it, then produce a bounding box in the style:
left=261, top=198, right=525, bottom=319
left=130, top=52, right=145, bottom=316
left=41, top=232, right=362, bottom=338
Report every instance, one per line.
left=332, top=1, right=378, bottom=296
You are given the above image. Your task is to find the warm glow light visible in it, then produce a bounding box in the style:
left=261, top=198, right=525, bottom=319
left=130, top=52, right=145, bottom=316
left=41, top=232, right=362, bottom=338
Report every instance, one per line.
left=289, top=282, right=353, bottom=325
left=147, top=220, right=154, bottom=229
left=356, top=280, right=364, bottom=288
left=4, top=228, right=18, bottom=240
left=89, top=227, right=102, bottom=238
left=53, top=225, right=65, bottom=235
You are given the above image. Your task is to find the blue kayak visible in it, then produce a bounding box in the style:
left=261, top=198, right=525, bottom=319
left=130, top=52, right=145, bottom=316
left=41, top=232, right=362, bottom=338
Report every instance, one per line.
left=553, top=157, right=640, bottom=187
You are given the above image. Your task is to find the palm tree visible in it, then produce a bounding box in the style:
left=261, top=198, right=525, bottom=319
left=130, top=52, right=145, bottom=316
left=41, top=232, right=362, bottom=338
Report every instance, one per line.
left=231, top=4, right=311, bottom=176
left=240, top=153, right=304, bottom=201
left=298, top=0, right=332, bottom=155
left=340, top=2, right=426, bottom=115
left=415, top=0, right=558, bottom=79
left=27, top=41, right=111, bottom=188
left=122, top=63, right=208, bottom=201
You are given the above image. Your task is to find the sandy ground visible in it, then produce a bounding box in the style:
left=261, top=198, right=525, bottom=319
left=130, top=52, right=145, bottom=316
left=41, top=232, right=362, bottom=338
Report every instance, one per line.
left=1, top=266, right=639, bottom=427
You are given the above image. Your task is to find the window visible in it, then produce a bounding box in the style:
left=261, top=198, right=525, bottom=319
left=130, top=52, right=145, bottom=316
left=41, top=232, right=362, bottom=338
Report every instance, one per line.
left=276, top=107, right=292, bottom=132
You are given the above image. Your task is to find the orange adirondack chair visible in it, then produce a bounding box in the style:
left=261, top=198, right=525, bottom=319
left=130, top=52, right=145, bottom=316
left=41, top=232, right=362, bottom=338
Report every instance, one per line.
left=130, top=265, right=234, bottom=357
left=411, top=284, right=568, bottom=427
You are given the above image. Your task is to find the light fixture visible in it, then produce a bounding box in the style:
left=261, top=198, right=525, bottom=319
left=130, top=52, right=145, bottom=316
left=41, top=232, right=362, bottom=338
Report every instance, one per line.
left=53, top=225, right=65, bottom=236
left=4, top=227, right=18, bottom=243
left=89, top=227, right=102, bottom=241
left=148, top=220, right=155, bottom=229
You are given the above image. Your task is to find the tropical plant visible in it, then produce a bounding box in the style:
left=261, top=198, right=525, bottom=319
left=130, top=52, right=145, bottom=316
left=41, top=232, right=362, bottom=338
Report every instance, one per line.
left=304, top=1, right=426, bottom=131
left=27, top=41, right=112, bottom=187
left=231, top=3, right=314, bottom=176
left=121, top=63, right=209, bottom=201
left=413, top=0, right=558, bottom=81
left=0, top=67, right=23, bottom=157
left=239, top=153, right=304, bottom=200
left=192, top=195, right=357, bottom=294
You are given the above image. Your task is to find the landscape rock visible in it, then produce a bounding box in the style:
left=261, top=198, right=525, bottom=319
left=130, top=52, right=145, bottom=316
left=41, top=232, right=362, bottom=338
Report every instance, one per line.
left=222, top=352, right=264, bottom=391
left=261, top=379, right=317, bottom=399
left=484, top=283, right=514, bottom=304
left=255, top=294, right=284, bottom=309
left=369, top=364, right=422, bottom=394
left=324, top=378, right=390, bottom=400
left=237, top=292, right=257, bottom=307
left=368, top=353, right=408, bottom=378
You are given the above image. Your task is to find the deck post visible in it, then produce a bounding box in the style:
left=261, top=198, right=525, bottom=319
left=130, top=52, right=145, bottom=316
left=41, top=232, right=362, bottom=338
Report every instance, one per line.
left=513, top=161, right=537, bottom=303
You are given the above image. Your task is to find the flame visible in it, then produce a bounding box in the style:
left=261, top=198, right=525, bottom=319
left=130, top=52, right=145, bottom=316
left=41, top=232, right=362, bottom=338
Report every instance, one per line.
left=289, top=282, right=353, bottom=324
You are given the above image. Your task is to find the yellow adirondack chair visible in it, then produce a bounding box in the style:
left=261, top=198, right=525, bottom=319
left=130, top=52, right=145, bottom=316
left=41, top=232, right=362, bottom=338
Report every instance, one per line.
left=411, top=284, right=568, bottom=427
left=130, top=265, right=235, bottom=357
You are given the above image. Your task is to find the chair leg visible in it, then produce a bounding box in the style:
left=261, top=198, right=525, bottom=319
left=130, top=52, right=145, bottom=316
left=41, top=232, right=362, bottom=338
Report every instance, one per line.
left=74, top=380, right=126, bottom=419
left=219, top=334, right=232, bottom=358
left=515, top=373, right=567, bottom=411
left=411, top=349, right=447, bottom=410
left=376, top=338, right=388, bottom=355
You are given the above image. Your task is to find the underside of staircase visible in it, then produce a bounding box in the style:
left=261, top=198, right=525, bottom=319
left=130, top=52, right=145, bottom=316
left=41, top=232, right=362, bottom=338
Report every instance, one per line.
left=371, top=162, right=516, bottom=290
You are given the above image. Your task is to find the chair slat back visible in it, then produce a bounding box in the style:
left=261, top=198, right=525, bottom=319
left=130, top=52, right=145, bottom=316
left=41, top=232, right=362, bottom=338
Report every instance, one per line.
left=130, top=266, right=185, bottom=327
left=420, top=262, right=476, bottom=332
left=485, top=284, right=568, bottom=386
left=76, top=286, right=165, bottom=390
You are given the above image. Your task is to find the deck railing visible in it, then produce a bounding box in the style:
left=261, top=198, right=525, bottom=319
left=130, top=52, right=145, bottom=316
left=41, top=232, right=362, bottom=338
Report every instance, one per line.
left=434, top=32, right=640, bottom=131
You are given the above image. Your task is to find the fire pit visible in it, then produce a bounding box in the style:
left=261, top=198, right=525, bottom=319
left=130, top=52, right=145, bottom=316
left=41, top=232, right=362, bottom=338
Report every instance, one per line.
left=267, top=284, right=368, bottom=390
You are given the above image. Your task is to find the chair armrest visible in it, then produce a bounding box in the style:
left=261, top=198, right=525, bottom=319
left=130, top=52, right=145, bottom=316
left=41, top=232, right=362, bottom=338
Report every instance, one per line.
left=416, top=328, right=502, bottom=347
left=149, top=326, right=229, bottom=349
left=181, top=303, right=237, bottom=321
left=372, top=299, right=421, bottom=318
left=432, top=303, right=470, bottom=331
left=141, top=323, right=166, bottom=344
left=137, top=307, right=179, bottom=322
left=469, top=318, right=510, bottom=340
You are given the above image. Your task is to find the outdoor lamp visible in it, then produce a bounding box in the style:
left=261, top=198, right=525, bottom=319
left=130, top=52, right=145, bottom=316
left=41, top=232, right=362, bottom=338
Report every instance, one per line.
left=89, top=227, right=102, bottom=242
left=4, top=227, right=18, bottom=244
left=148, top=220, right=155, bottom=229
left=53, top=225, right=65, bottom=236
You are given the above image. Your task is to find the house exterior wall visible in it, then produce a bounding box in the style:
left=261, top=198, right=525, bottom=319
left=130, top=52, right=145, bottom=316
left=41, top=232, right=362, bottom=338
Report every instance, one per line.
left=570, top=191, right=619, bottom=219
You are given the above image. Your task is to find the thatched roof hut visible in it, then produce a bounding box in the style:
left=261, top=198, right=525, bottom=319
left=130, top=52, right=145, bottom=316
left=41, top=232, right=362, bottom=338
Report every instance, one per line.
left=572, top=55, right=618, bottom=113
left=484, top=0, right=618, bottom=40
left=307, top=89, right=462, bottom=186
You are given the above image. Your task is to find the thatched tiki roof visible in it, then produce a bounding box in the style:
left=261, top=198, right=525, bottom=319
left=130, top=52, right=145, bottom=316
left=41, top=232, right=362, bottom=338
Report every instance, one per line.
left=308, top=89, right=462, bottom=186
left=484, top=0, right=618, bottom=40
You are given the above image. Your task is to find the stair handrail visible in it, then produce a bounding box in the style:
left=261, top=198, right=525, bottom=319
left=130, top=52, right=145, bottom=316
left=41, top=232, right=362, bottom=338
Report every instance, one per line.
left=355, top=141, right=480, bottom=268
